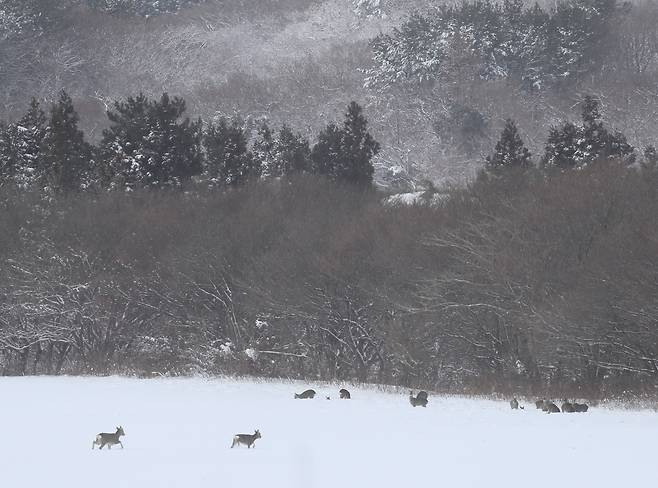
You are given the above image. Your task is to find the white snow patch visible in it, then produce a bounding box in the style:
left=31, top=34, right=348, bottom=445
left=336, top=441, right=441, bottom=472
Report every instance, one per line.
left=244, top=348, right=259, bottom=360
left=0, top=377, right=653, bottom=488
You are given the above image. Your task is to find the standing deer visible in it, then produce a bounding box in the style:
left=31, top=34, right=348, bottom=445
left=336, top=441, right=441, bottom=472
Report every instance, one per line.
left=231, top=430, right=261, bottom=449
left=510, top=398, right=519, bottom=410
left=92, top=426, right=125, bottom=450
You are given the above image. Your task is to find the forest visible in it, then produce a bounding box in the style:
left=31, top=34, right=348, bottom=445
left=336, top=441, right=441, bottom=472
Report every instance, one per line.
left=0, top=0, right=657, bottom=399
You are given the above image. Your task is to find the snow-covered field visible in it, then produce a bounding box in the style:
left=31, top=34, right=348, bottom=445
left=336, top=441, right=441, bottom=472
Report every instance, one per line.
left=1, top=377, right=653, bottom=488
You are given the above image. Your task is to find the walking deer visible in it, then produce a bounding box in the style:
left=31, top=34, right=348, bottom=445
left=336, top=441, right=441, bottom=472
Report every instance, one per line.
left=92, top=426, right=125, bottom=450
left=231, top=430, right=261, bottom=449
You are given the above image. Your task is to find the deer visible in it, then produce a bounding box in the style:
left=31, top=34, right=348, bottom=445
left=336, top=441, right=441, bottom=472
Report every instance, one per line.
left=231, top=430, right=261, bottom=449
left=544, top=401, right=560, bottom=413
left=294, top=389, right=316, bottom=399
left=92, top=426, right=125, bottom=450
left=510, top=398, right=519, bottom=410
left=339, top=388, right=351, bottom=399
left=409, top=390, right=428, bottom=407
left=561, top=399, right=575, bottom=413
left=573, top=402, right=589, bottom=412
left=535, top=399, right=546, bottom=409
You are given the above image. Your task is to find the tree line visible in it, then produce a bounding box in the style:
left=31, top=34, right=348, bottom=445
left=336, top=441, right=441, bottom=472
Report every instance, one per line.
left=0, top=91, right=656, bottom=401
left=367, top=0, right=629, bottom=90
left=0, top=92, right=379, bottom=194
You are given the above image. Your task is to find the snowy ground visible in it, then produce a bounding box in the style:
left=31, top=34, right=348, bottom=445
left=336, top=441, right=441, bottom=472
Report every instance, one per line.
left=0, top=377, right=653, bottom=488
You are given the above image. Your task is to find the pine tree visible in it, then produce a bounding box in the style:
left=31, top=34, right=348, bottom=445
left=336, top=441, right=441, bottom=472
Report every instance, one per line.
left=542, top=96, right=634, bottom=169
left=0, top=99, right=47, bottom=190
left=99, top=93, right=203, bottom=189
left=204, top=117, right=258, bottom=187
left=252, top=122, right=276, bottom=178
left=311, top=102, right=379, bottom=187
left=43, top=91, right=92, bottom=194
left=275, top=125, right=311, bottom=176
left=252, top=123, right=310, bottom=179
left=485, top=119, right=532, bottom=171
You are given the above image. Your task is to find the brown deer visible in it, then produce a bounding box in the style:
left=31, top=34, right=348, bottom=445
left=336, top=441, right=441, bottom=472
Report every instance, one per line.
left=409, top=390, right=428, bottom=407
left=92, top=426, right=125, bottom=450
left=561, top=400, right=575, bottom=413
left=231, top=430, right=261, bottom=449
left=294, top=389, right=316, bottom=399
left=339, top=388, right=351, bottom=399
left=573, top=402, right=589, bottom=412
left=545, top=401, right=560, bottom=413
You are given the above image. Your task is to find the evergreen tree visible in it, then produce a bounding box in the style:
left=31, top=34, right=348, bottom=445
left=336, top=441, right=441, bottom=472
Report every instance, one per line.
left=542, top=96, right=634, bottom=169
left=100, top=93, right=203, bottom=189
left=311, top=102, right=379, bottom=187
left=644, top=145, right=658, bottom=166
left=252, top=122, right=276, bottom=178
left=253, top=123, right=311, bottom=178
left=0, top=99, right=47, bottom=190
left=485, top=119, right=532, bottom=170
left=204, top=117, right=258, bottom=187
left=275, top=125, right=311, bottom=176
left=43, top=91, right=92, bottom=194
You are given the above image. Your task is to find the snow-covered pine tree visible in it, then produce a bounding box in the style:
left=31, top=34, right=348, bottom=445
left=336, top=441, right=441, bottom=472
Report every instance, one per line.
left=43, top=91, right=92, bottom=194
left=252, top=123, right=311, bottom=179
left=204, top=117, right=258, bottom=187
left=274, top=125, right=311, bottom=176
left=485, top=119, right=532, bottom=171
left=542, top=96, right=634, bottom=169
left=0, top=99, right=48, bottom=190
left=252, top=122, right=276, bottom=178
left=100, top=93, right=203, bottom=190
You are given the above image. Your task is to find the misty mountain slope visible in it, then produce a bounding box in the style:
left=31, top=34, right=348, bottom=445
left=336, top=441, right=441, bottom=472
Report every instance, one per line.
left=1, top=0, right=657, bottom=185
left=0, top=376, right=653, bottom=488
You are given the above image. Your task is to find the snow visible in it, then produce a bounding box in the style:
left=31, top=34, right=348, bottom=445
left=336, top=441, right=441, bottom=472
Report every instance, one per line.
left=385, top=190, right=448, bottom=207
left=0, top=376, right=653, bottom=488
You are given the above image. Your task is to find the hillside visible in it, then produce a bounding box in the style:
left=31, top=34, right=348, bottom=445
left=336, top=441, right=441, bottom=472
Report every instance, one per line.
left=2, top=0, right=653, bottom=185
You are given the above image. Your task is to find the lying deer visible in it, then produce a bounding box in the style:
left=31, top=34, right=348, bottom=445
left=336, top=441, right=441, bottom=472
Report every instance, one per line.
left=409, top=390, right=428, bottom=407
left=339, top=388, right=351, bottom=399
left=544, top=401, right=560, bottom=413
left=573, top=402, right=589, bottom=412
left=92, top=426, right=125, bottom=450
left=294, top=389, right=316, bottom=399
left=231, top=429, right=261, bottom=449
left=561, top=399, right=575, bottom=413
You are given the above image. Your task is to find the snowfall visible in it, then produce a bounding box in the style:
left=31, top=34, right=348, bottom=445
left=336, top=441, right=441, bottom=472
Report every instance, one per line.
left=0, top=377, right=653, bottom=488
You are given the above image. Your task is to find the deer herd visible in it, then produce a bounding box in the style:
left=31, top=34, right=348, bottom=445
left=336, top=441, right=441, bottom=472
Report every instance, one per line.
left=510, top=398, right=590, bottom=413
left=91, top=387, right=590, bottom=451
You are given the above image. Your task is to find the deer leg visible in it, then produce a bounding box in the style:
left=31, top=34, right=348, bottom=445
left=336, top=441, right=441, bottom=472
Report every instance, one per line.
left=99, top=443, right=105, bottom=450
left=119, top=442, right=124, bottom=449
left=108, top=444, right=112, bottom=450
